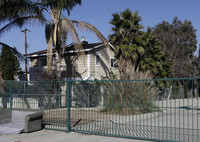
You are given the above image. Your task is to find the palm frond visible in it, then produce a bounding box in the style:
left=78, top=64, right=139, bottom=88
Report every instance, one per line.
left=0, top=0, right=44, bottom=22
left=0, top=16, right=46, bottom=37
left=60, top=18, right=80, bottom=42
left=0, top=42, right=24, bottom=60
left=71, top=20, right=109, bottom=48
left=59, top=18, right=82, bottom=54
left=41, top=0, right=81, bottom=16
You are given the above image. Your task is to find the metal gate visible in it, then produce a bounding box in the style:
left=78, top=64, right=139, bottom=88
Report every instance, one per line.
left=69, top=78, right=200, bottom=142
left=0, top=78, right=200, bottom=142
left=0, top=81, right=70, bottom=131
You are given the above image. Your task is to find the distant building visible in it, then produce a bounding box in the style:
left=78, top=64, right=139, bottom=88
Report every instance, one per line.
left=26, top=40, right=118, bottom=81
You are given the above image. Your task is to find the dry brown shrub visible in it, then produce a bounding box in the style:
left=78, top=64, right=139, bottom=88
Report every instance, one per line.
left=101, top=71, right=159, bottom=115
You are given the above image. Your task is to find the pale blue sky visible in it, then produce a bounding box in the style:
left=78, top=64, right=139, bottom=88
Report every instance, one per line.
left=0, top=0, right=200, bottom=56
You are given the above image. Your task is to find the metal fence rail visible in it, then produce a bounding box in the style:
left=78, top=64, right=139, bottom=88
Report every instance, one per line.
left=0, top=78, right=200, bottom=142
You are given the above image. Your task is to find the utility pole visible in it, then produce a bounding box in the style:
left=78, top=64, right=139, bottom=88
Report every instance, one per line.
left=21, top=28, right=30, bottom=81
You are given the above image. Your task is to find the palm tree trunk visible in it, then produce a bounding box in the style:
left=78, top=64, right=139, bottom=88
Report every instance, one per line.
left=55, top=47, right=63, bottom=108
left=47, top=37, right=53, bottom=74
left=0, top=65, right=3, bottom=82
left=55, top=50, right=62, bottom=80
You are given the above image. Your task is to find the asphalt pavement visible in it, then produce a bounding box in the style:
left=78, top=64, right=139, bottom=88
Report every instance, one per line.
left=0, top=129, right=150, bottom=142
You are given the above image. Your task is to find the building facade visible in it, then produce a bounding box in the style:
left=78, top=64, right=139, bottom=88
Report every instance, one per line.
left=26, top=41, right=118, bottom=81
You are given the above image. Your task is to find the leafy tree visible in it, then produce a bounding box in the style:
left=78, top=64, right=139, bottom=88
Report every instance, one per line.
left=139, top=29, right=173, bottom=78
left=192, top=50, right=200, bottom=97
left=109, top=9, right=172, bottom=79
left=0, top=45, right=21, bottom=80
left=0, top=42, right=23, bottom=81
left=152, top=17, right=197, bottom=78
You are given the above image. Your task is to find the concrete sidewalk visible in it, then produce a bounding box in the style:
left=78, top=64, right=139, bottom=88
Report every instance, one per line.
left=0, top=129, right=150, bottom=142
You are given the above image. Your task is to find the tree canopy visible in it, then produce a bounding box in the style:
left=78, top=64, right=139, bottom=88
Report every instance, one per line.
left=109, top=9, right=172, bottom=79
left=0, top=45, right=20, bottom=80
left=152, top=17, right=197, bottom=78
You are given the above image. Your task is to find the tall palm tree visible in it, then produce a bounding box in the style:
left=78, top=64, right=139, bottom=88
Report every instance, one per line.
left=42, top=0, right=108, bottom=79
left=109, top=9, right=172, bottom=79
left=1, top=0, right=109, bottom=80
left=109, top=9, right=144, bottom=79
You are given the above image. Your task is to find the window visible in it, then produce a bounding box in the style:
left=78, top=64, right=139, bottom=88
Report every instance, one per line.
left=40, top=57, right=47, bottom=66
left=111, top=58, right=117, bottom=68
left=96, top=54, right=101, bottom=66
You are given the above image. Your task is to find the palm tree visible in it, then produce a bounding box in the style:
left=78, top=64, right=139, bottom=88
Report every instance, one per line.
left=42, top=0, right=108, bottom=79
left=109, top=9, right=172, bottom=79
left=1, top=0, right=109, bottom=80
left=109, top=9, right=144, bottom=79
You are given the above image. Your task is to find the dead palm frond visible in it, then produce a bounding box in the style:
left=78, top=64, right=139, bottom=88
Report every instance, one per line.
left=72, top=20, right=109, bottom=48
left=45, top=17, right=83, bottom=71
left=59, top=18, right=82, bottom=54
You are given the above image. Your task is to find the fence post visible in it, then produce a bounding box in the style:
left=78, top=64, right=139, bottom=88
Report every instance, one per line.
left=10, top=81, right=12, bottom=109
left=66, top=80, right=71, bottom=133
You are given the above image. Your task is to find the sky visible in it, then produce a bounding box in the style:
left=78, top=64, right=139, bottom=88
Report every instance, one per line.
left=0, top=0, right=200, bottom=63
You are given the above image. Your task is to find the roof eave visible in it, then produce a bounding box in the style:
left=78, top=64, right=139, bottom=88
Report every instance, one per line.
left=26, top=42, right=114, bottom=58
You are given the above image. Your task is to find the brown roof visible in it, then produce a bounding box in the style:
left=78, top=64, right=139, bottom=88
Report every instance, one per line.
left=26, top=42, right=103, bottom=56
